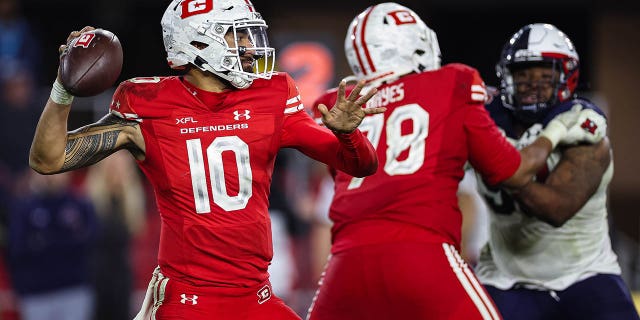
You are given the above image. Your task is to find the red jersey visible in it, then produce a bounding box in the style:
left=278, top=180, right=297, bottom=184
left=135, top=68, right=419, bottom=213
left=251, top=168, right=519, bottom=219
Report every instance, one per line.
left=109, top=73, right=376, bottom=287
left=314, top=64, right=521, bottom=252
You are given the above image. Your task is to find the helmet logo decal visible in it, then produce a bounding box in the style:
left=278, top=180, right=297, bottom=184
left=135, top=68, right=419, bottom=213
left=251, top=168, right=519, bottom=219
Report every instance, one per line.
left=387, top=10, right=417, bottom=25
left=181, top=0, right=213, bottom=18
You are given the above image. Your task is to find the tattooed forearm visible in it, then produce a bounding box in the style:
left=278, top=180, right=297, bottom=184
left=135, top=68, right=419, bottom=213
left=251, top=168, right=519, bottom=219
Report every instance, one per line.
left=62, top=130, right=120, bottom=170
left=61, top=115, right=139, bottom=171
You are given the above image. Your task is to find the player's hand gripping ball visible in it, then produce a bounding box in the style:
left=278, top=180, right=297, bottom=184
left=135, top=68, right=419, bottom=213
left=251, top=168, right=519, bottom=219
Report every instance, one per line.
left=59, top=28, right=123, bottom=97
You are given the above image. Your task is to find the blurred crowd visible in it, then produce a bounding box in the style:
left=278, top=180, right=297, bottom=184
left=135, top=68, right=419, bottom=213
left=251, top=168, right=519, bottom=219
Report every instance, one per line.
left=0, top=0, right=153, bottom=318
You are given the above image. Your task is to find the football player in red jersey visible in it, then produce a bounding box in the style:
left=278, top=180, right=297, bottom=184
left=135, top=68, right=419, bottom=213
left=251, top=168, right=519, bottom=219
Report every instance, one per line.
left=306, top=3, right=605, bottom=320
left=28, top=0, right=385, bottom=319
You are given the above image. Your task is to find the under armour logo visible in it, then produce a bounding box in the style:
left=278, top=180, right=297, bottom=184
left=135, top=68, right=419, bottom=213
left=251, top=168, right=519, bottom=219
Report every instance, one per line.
left=233, top=110, right=251, bottom=121
left=257, top=285, right=271, bottom=304
left=580, top=118, right=598, bottom=134
left=180, top=294, right=198, bottom=305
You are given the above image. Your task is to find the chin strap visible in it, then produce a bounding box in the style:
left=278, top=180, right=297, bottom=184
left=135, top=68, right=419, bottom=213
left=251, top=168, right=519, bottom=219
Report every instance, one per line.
left=229, top=73, right=252, bottom=89
left=196, top=58, right=254, bottom=89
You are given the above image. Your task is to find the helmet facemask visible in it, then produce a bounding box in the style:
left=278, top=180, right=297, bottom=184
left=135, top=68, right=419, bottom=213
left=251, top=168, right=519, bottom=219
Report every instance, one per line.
left=192, top=20, right=275, bottom=88
left=500, top=61, right=565, bottom=124
left=162, top=0, right=275, bottom=89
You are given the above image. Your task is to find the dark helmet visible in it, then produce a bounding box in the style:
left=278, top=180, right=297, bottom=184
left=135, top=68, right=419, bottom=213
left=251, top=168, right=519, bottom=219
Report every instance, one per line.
left=496, top=23, right=579, bottom=123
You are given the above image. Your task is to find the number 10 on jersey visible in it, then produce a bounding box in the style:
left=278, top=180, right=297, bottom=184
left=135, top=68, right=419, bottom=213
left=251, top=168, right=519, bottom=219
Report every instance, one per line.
left=186, top=136, right=253, bottom=213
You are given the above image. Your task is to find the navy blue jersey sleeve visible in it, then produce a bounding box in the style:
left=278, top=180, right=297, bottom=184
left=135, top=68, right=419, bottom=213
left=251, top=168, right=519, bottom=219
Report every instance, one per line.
left=542, top=98, right=607, bottom=126
left=484, top=97, right=518, bottom=139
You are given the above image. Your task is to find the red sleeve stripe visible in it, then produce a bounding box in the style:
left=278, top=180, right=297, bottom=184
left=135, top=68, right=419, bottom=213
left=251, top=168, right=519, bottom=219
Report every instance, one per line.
left=110, top=110, right=142, bottom=122
left=471, top=84, right=487, bottom=102
left=471, top=84, right=486, bottom=93
left=286, top=95, right=301, bottom=106
left=284, top=105, right=304, bottom=114
left=471, top=93, right=486, bottom=102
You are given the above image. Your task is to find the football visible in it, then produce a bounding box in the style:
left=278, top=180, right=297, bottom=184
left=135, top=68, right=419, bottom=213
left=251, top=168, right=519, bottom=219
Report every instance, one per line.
left=59, top=28, right=123, bottom=97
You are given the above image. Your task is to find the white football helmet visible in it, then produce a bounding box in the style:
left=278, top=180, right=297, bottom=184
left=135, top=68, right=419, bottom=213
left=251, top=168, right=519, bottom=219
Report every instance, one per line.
left=161, top=0, right=275, bottom=89
left=344, top=3, right=441, bottom=87
left=496, top=23, right=580, bottom=122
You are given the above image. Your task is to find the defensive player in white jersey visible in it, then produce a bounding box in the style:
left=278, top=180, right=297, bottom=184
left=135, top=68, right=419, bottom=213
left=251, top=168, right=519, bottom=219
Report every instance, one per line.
left=474, top=23, right=639, bottom=320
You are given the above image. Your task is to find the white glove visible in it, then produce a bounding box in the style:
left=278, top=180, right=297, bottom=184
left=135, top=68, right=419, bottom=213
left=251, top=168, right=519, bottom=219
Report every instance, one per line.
left=539, top=104, right=584, bottom=149
left=560, top=109, right=607, bottom=146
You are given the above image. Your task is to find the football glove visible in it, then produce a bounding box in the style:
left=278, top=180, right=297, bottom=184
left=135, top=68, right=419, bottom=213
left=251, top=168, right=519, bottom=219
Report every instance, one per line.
left=539, top=104, right=584, bottom=149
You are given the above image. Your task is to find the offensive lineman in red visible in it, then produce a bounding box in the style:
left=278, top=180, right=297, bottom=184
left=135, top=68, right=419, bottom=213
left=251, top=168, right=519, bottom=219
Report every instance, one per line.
left=28, top=0, right=385, bottom=319
left=306, top=3, right=604, bottom=320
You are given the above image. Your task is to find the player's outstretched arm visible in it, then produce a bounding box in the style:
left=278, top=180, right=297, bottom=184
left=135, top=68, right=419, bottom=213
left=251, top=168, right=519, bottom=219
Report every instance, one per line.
left=501, top=105, right=605, bottom=189
left=317, top=79, right=385, bottom=133
left=30, top=112, right=144, bottom=174
left=512, top=138, right=611, bottom=227
left=30, top=26, right=144, bottom=174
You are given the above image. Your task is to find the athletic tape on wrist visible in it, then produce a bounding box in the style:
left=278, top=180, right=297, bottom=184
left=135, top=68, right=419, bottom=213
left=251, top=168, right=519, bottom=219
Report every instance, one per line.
left=50, top=79, right=74, bottom=105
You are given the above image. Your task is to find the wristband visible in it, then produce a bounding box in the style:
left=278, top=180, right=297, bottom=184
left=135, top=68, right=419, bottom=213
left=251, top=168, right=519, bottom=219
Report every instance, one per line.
left=50, top=79, right=74, bottom=105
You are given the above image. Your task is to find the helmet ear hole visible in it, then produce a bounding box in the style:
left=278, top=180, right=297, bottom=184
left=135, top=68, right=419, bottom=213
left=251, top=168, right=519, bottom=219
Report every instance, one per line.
left=190, top=41, right=209, bottom=50
left=194, top=56, right=208, bottom=69
left=414, top=50, right=426, bottom=72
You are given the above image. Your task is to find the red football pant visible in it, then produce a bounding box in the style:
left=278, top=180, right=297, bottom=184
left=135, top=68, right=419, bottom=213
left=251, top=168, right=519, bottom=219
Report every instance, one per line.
left=307, top=242, right=502, bottom=320
left=135, top=267, right=300, bottom=320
